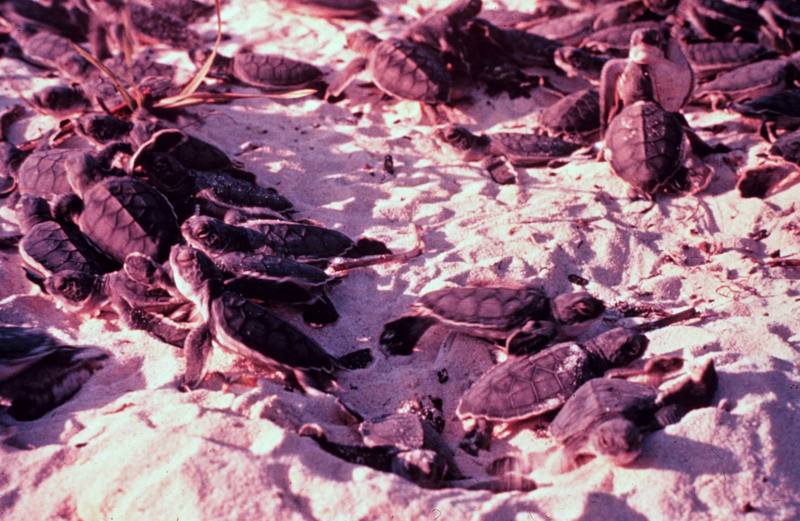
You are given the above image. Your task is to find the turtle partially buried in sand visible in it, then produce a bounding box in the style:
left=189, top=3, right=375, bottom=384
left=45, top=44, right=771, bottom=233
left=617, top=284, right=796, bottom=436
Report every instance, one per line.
left=0, top=325, right=109, bottom=421
left=455, top=308, right=698, bottom=451
left=548, top=357, right=717, bottom=472
left=380, top=284, right=606, bottom=356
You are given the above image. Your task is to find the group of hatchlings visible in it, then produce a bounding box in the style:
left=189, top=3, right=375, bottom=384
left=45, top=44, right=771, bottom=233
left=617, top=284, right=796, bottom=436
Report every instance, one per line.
left=0, top=0, right=797, bottom=492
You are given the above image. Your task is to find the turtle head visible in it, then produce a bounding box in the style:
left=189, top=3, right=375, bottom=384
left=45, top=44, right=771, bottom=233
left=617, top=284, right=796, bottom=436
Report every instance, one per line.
left=445, top=0, right=482, bottom=23
left=550, top=292, right=605, bottom=336
left=587, top=418, right=643, bottom=466
left=17, top=195, right=52, bottom=232
left=436, top=126, right=491, bottom=160
left=181, top=215, right=233, bottom=256
left=346, top=30, right=381, bottom=53
left=629, top=27, right=668, bottom=64
left=169, top=244, right=221, bottom=313
left=65, top=152, right=106, bottom=196
left=584, top=327, right=648, bottom=368
left=44, top=270, right=107, bottom=313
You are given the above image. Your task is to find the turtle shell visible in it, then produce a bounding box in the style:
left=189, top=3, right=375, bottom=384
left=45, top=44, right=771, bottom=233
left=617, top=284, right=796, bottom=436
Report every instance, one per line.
left=240, top=220, right=357, bottom=261
left=0, top=325, right=62, bottom=381
left=77, top=177, right=179, bottom=263
left=273, top=0, right=379, bottom=20
left=685, top=42, right=773, bottom=80
left=539, top=88, right=600, bottom=140
left=128, top=3, right=201, bottom=49
left=360, top=413, right=425, bottom=451
left=20, top=221, right=110, bottom=279
left=233, top=52, right=323, bottom=88
left=695, top=58, right=789, bottom=103
left=20, top=31, right=89, bottom=78
left=17, top=149, right=75, bottom=197
left=456, top=341, right=597, bottom=422
left=493, top=132, right=582, bottom=165
left=549, top=378, right=657, bottom=447
left=215, top=251, right=332, bottom=286
left=417, top=285, right=551, bottom=333
left=369, top=38, right=451, bottom=103
left=605, top=100, right=685, bottom=195
left=210, top=291, right=336, bottom=372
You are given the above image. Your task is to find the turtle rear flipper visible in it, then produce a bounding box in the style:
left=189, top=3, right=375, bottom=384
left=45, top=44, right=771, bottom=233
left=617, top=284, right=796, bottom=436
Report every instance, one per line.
left=347, top=237, right=392, bottom=257
left=182, top=325, right=213, bottom=390
left=336, top=348, right=374, bottom=370
left=301, top=294, right=340, bottom=327
left=326, top=57, right=368, bottom=100
left=380, top=316, right=437, bottom=356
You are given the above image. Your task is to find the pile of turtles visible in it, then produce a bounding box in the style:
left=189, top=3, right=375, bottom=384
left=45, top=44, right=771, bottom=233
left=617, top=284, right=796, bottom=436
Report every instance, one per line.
left=0, top=0, right=794, bottom=493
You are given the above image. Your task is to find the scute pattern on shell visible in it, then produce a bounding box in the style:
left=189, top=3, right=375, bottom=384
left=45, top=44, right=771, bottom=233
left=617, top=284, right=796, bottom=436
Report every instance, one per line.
left=212, top=292, right=336, bottom=371
left=18, top=150, right=73, bottom=196
left=540, top=88, right=600, bottom=136
left=549, top=378, right=656, bottom=446
left=78, top=178, right=179, bottom=263
left=128, top=3, right=201, bottom=49
left=417, top=286, right=550, bottom=330
left=20, top=222, right=101, bottom=276
left=605, top=101, right=684, bottom=194
left=695, top=59, right=788, bottom=101
left=369, top=38, right=451, bottom=103
left=246, top=221, right=355, bottom=259
left=233, top=53, right=323, bottom=87
left=457, top=343, right=595, bottom=421
left=494, top=132, right=581, bottom=162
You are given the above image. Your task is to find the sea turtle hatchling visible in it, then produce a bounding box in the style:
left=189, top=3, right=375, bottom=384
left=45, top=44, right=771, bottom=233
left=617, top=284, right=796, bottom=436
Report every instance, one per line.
left=455, top=309, right=698, bottom=448
left=299, top=412, right=463, bottom=488
left=56, top=148, right=180, bottom=263
left=603, top=100, right=717, bottom=198
left=326, top=30, right=453, bottom=117
left=682, top=41, right=774, bottom=82
left=17, top=195, right=116, bottom=288
left=44, top=264, right=194, bottom=348
left=599, top=26, right=694, bottom=131
left=181, top=215, right=392, bottom=267
left=168, top=245, right=371, bottom=390
left=731, top=89, right=800, bottom=141
left=195, top=49, right=324, bottom=95
left=549, top=358, right=717, bottom=471
left=693, top=55, right=798, bottom=109
left=30, top=84, right=92, bottom=118
left=436, top=126, right=582, bottom=184
left=537, top=88, right=601, bottom=144
left=0, top=325, right=109, bottom=421
left=379, top=285, right=606, bottom=356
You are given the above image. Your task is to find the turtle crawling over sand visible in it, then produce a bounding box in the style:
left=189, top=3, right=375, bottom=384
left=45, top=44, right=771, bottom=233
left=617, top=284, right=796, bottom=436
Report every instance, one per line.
left=0, top=325, right=109, bottom=421
left=549, top=357, right=718, bottom=472
left=380, top=284, right=605, bottom=356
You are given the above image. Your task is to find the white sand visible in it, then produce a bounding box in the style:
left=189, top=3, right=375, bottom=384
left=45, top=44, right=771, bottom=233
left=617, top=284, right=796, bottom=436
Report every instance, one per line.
left=1, top=1, right=799, bottom=520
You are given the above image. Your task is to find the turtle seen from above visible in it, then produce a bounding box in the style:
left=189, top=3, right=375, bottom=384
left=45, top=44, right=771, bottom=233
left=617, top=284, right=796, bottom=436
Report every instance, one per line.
left=379, top=284, right=606, bottom=356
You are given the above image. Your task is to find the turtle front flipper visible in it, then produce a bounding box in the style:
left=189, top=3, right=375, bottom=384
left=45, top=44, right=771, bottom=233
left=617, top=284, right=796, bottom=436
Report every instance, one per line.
left=325, top=57, right=369, bottom=100
left=52, top=193, right=84, bottom=223
left=301, top=294, right=340, bottom=327
left=479, top=155, right=517, bottom=185
left=111, top=293, right=191, bottom=348
left=505, top=320, right=558, bottom=356
left=599, top=59, right=626, bottom=134
left=182, top=325, right=213, bottom=390
left=380, top=316, right=438, bottom=356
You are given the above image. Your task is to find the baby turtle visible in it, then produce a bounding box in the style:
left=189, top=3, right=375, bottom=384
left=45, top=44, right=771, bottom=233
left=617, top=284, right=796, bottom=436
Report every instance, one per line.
left=683, top=41, right=774, bottom=82
left=456, top=308, right=698, bottom=438
left=693, top=57, right=798, bottom=109
left=554, top=47, right=610, bottom=83
left=149, top=0, right=215, bottom=22
left=731, top=89, right=800, bottom=141
left=11, top=28, right=91, bottom=79
left=17, top=195, right=116, bottom=287
left=599, top=27, right=694, bottom=131
left=44, top=266, right=193, bottom=348
left=168, top=245, right=370, bottom=390
left=537, top=88, right=601, bottom=144
left=437, top=126, right=582, bottom=184
left=0, top=325, right=109, bottom=421
left=299, top=412, right=462, bottom=488
left=58, top=149, right=180, bottom=263
left=197, top=49, right=324, bottom=95
left=549, top=358, right=717, bottom=471
left=603, top=100, right=715, bottom=198
left=677, top=0, right=763, bottom=42
left=769, top=127, right=800, bottom=164
left=326, top=30, right=452, bottom=112
left=758, top=0, right=800, bottom=54
left=181, top=215, right=391, bottom=266
left=71, top=114, right=134, bottom=146
left=380, top=285, right=605, bottom=356
left=267, top=0, right=380, bottom=20
left=213, top=251, right=342, bottom=327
